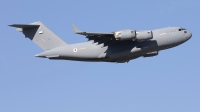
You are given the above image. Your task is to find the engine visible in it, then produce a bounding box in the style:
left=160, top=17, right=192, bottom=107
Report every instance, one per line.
left=114, top=29, right=136, bottom=40
left=136, top=31, right=153, bottom=40
left=143, top=51, right=158, bottom=57
left=114, top=30, right=153, bottom=41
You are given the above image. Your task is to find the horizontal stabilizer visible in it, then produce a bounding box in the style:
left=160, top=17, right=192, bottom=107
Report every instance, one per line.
left=9, top=21, right=67, bottom=51
left=9, top=24, right=40, bottom=28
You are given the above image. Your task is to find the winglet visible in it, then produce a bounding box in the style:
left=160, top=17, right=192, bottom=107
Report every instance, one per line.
left=72, top=24, right=81, bottom=33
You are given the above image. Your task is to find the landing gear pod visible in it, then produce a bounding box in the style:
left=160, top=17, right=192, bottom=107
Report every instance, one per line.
left=143, top=51, right=158, bottom=57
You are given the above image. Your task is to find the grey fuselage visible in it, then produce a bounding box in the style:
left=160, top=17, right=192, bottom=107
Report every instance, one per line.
left=36, top=27, right=192, bottom=63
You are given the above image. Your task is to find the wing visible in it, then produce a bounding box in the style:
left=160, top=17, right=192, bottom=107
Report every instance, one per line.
left=72, top=24, right=114, bottom=36
left=72, top=24, right=117, bottom=46
left=9, top=24, right=40, bottom=28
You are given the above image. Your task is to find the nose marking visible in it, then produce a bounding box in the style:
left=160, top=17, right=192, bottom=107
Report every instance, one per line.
left=160, top=33, right=166, bottom=35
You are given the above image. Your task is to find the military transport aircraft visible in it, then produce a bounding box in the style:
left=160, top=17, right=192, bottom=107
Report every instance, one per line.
left=9, top=21, right=192, bottom=63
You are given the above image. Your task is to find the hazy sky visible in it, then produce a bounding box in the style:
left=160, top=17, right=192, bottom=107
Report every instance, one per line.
left=0, top=0, right=200, bottom=112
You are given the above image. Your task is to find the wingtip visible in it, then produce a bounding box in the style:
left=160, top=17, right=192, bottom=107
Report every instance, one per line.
left=71, top=24, right=80, bottom=33
left=8, top=24, right=15, bottom=27
left=35, top=54, right=46, bottom=58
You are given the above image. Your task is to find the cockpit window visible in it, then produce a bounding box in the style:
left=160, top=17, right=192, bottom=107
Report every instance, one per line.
left=178, top=28, right=186, bottom=31
left=182, top=28, right=186, bottom=30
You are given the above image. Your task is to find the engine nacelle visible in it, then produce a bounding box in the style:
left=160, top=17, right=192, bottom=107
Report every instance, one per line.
left=143, top=51, right=158, bottom=57
left=114, top=30, right=153, bottom=41
left=114, top=29, right=136, bottom=40
left=136, top=31, right=153, bottom=40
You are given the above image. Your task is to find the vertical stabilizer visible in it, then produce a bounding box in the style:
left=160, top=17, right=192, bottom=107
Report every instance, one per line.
left=9, top=21, right=67, bottom=51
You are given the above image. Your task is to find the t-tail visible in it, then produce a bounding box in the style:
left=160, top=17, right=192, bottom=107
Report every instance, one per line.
left=9, top=21, right=68, bottom=51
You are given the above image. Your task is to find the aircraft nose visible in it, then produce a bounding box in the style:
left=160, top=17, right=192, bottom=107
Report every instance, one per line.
left=185, top=30, right=192, bottom=40
left=189, top=31, right=192, bottom=38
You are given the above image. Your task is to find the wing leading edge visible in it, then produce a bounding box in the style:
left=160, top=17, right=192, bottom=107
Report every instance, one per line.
left=72, top=24, right=114, bottom=36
